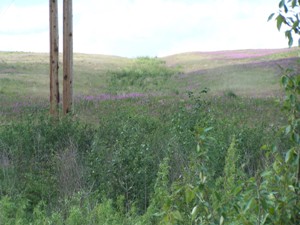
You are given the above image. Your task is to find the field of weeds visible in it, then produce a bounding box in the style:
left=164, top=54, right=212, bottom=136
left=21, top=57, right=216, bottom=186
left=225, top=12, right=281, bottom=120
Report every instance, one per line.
left=0, top=48, right=299, bottom=224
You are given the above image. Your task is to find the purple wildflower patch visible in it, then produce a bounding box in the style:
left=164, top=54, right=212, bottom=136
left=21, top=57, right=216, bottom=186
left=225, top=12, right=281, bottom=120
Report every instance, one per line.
left=207, top=48, right=293, bottom=59
left=0, top=96, right=49, bottom=115
left=80, top=93, right=146, bottom=102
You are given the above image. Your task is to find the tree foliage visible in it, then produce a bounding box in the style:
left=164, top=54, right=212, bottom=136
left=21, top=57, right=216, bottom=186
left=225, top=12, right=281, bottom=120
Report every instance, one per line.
left=268, top=0, right=300, bottom=47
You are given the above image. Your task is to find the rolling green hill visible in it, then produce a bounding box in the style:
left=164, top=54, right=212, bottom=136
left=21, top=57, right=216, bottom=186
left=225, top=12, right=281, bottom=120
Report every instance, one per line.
left=0, top=47, right=298, bottom=122
left=0, top=48, right=298, bottom=100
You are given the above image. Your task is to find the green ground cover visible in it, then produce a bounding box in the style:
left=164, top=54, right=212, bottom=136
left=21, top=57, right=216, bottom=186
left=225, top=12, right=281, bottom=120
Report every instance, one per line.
left=0, top=48, right=299, bottom=224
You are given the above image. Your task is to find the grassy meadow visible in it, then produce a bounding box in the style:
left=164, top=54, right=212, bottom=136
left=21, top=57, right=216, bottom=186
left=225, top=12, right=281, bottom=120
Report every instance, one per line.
left=0, top=48, right=299, bottom=224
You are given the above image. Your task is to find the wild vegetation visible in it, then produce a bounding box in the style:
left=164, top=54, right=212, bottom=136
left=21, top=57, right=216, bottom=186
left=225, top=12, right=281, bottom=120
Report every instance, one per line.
left=1, top=0, right=300, bottom=221
left=0, top=45, right=299, bottom=224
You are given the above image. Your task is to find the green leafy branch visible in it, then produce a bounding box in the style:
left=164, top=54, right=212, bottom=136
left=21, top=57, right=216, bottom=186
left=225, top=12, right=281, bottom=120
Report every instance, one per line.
left=268, top=0, right=300, bottom=47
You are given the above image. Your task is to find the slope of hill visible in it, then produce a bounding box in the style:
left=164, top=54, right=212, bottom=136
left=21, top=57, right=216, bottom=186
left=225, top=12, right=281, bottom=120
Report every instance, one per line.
left=164, top=48, right=299, bottom=97
left=0, top=48, right=298, bottom=106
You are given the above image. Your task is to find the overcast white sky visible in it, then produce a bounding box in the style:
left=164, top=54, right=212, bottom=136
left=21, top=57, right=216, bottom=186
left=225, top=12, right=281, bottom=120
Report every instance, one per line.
left=0, top=0, right=295, bottom=57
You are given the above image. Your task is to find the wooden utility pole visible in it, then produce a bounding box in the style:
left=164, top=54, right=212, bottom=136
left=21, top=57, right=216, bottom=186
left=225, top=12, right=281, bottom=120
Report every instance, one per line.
left=49, top=0, right=59, bottom=115
left=63, top=0, right=73, bottom=114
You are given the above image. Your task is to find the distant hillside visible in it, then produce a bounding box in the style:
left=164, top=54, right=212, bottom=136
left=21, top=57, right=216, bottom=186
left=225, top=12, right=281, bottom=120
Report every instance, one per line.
left=163, top=48, right=299, bottom=97
left=164, top=48, right=298, bottom=72
left=0, top=48, right=299, bottom=100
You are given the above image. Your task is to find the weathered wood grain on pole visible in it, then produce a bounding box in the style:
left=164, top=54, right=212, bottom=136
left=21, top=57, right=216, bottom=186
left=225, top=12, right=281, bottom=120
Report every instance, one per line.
left=50, top=0, right=59, bottom=115
left=63, top=0, right=73, bottom=114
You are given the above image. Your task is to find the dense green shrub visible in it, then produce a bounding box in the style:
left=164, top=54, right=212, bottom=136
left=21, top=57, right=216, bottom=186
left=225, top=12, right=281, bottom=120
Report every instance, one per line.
left=107, top=57, right=178, bottom=92
left=0, top=115, right=95, bottom=211
left=88, top=109, right=169, bottom=213
left=0, top=196, right=28, bottom=225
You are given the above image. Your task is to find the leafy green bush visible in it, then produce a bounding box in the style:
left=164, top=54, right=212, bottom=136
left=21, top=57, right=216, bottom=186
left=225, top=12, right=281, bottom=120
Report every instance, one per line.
left=0, top=196, right=28, bottom=225
left=0, top=114, right=94, bottom=211
left=107, top=57, right=178, bottom=92
left=88, top=109, right=168, bottom=213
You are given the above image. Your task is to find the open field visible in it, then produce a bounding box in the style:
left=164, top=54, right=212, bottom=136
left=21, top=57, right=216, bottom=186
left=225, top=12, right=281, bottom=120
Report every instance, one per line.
left=0, top=48, right=299, bottom=224
left=0, top=47, right=299, bottom=120
left=0, top=48, right=299, bottom=98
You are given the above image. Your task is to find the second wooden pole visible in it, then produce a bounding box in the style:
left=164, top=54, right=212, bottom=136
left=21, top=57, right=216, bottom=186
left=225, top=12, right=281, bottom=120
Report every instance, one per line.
left=63, top=0, right=73, bottom=115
